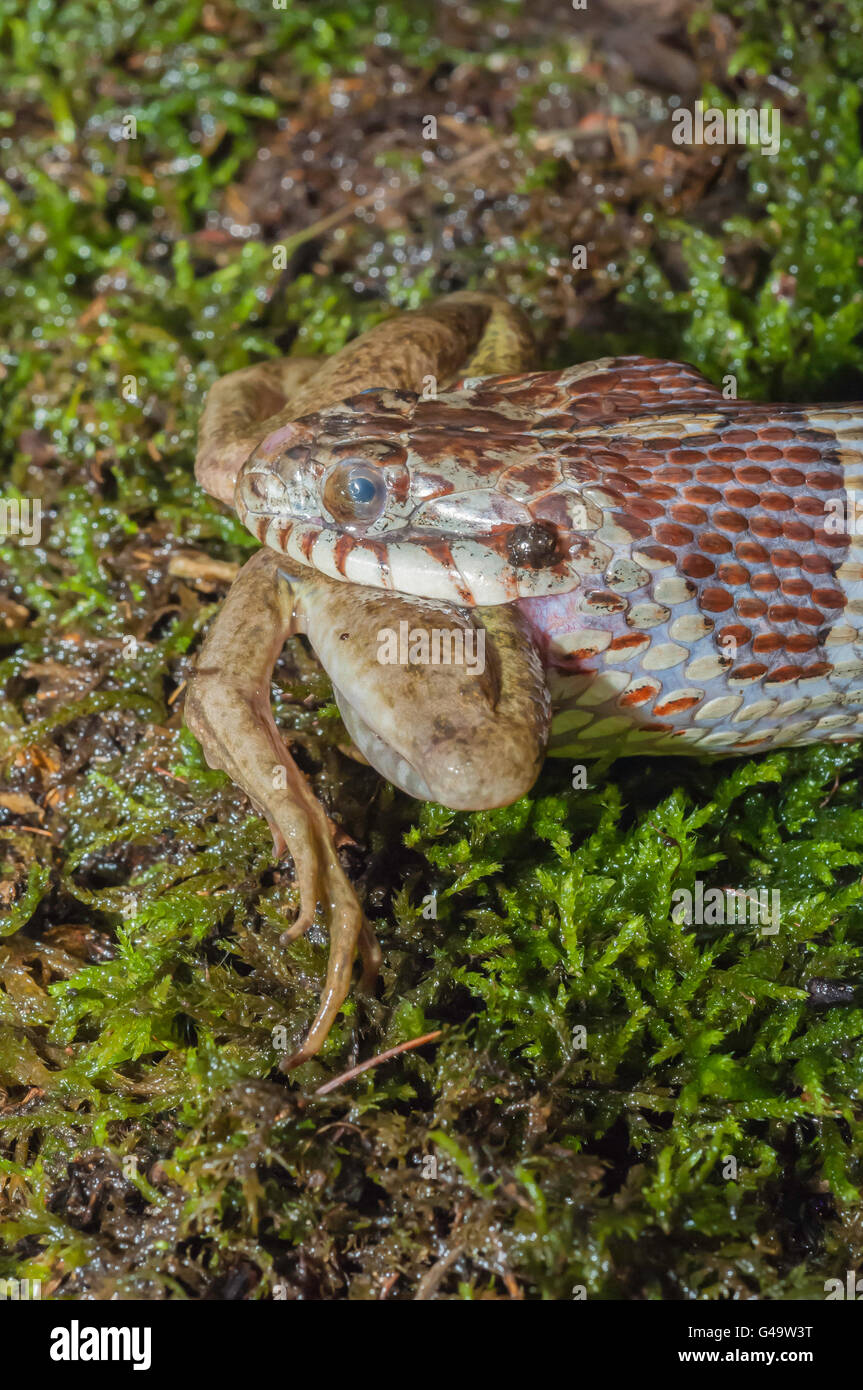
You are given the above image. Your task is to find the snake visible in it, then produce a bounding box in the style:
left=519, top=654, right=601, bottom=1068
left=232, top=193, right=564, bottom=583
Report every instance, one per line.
left=187, top=291, right=863, bottom=1062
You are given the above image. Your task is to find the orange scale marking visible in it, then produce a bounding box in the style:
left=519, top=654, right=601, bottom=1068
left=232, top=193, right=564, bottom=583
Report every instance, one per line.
left=783, top=520, right=815, bottom=543
left=737, top=597, right=767, bottom=619
left=712, top=510, right=749, bottom=533
left=794, top=496, right=827, bottom=517
left=720, top=623, right=752, bottom=646
left=781, top=577, right=812, bottom=597
left=643, top=436, right=687, bottom=452
left=753, top=633, right=786, bottom=653
left=798, top=661, right=834, bottom=680
left=618, top=683, right=659, bottom=708
left=681, top=554, right=716, bottom=578
left=670, top=503, right=708, bottom=526
left=771, top=548, right=803, bottom=568
left=592, top=454, right=630, bottom=472
left=699, top=532, right=734, bottom=554
left=773, top=467, right=806, bottom=488
left=656, top=466, right=694, bottom=485
left=653, top=693, right=705, bottom=717
left=750, top=516, right=784, bottom=540
left=655, top=523, right=694, bottom=547
left=750, top=572, right=780, bottom=593
left=641, top=483, right=678, bottom=501
left=734, top=466, right=770, bottom=485
left=811, top=588, right=846, bottom=609
left=786, top=446, right=825, bottom=464
left=717, top=564, right=751, bottom=586
left=684, top=484, right=722, bottom=504
left=736, top=540, right=769, bottom=563
left=766, top=604, right=800, bottom=624
left=700, top=587, right=734, bottom=613
left=763, top=666, right=802, bottom=684
left=707, top=446, right=748, bottom=463
left=638, top=544, right=677, bottom=566
left=760, top=492, right=794, bottom=512
left=612, top=511, right=652, bottom=540
left=608, top=633, right=651, bottom=655
left=725, top=488, right=761, bottom=510
left=626, top=498, right=667, bottom=521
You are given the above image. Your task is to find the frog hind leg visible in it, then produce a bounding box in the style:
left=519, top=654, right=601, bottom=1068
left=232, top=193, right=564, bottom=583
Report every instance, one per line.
left=184, top=546, right=379, bottom=1069
left=196, top=296, right=536, bottom=501
left=195, top=356, right=323, bottom=505
left=195, top=294, right=534, bottom=508
left=448, top=292, right=537, bottom=379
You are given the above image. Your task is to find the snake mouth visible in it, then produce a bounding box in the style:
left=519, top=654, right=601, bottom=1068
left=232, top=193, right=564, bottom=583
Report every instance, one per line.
left=242, top=504, right=586, bottom=606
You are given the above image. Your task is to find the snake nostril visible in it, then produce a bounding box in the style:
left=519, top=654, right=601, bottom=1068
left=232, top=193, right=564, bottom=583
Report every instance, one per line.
left=506, top=521, right=561, bottom=570
left=238, top=471, right=293, bottom=515
left=255, top=474, right=282, bottom=498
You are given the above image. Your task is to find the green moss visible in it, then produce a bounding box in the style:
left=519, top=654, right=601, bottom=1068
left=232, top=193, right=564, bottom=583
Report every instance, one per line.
left=2, top=0, right=863, bottom=1299
left=619, top=5, right=863, bottom=395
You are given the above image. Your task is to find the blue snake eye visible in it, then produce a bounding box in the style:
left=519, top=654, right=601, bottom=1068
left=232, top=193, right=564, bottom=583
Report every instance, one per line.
left=323, top=461, right=388, bottom=529
left=347, top=474, right=377, bottom=504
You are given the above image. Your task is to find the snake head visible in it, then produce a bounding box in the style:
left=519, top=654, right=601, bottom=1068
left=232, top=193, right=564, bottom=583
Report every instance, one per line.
left=237, top=388, right=414, bottom=529
left=235, top=384, right=601, bottom=606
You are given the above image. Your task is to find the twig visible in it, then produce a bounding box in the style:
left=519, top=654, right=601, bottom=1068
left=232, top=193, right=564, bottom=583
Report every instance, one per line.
left=413, top=1244, right=466, bottom=1301
left=314, top=1029, right=442, bottom=1096
left=647, top=820, right=683, bottom=880
left=167, top=553, right=240, bottom=585
left=820, top=772, right=841, bottom=807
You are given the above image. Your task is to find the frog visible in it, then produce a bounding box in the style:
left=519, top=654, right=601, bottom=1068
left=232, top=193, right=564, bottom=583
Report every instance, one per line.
left=186, top=291, right=863, bottom=1066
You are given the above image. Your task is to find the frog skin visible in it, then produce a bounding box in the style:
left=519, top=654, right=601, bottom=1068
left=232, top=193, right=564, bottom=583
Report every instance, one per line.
left=186, top=291, right=863, bottom=1065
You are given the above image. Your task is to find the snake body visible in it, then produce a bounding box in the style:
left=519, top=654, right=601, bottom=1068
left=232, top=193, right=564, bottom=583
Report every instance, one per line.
left=235, top=349, right=863, bottom=760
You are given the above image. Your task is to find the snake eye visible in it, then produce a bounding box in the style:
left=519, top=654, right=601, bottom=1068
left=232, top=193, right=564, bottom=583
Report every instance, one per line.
left=322, top=461, right=388, bottom=529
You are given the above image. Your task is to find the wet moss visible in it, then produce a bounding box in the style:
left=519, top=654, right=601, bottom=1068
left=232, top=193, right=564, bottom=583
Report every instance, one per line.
left=2, top=0, right=863, bottom=1299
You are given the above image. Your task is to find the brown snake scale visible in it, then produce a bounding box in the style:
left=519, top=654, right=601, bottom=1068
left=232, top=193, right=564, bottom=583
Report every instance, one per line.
left=236, top=355, right=863, bottom=758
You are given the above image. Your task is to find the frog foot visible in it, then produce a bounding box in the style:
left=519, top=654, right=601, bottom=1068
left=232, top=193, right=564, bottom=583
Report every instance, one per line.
left=184, top=547, right=379, bottom=1069
left=258, top=743, right=381, bottom=1071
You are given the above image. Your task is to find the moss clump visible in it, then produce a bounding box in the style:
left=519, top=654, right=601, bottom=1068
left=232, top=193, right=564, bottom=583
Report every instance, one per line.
left=2, top=0, right=863, bottom=1299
